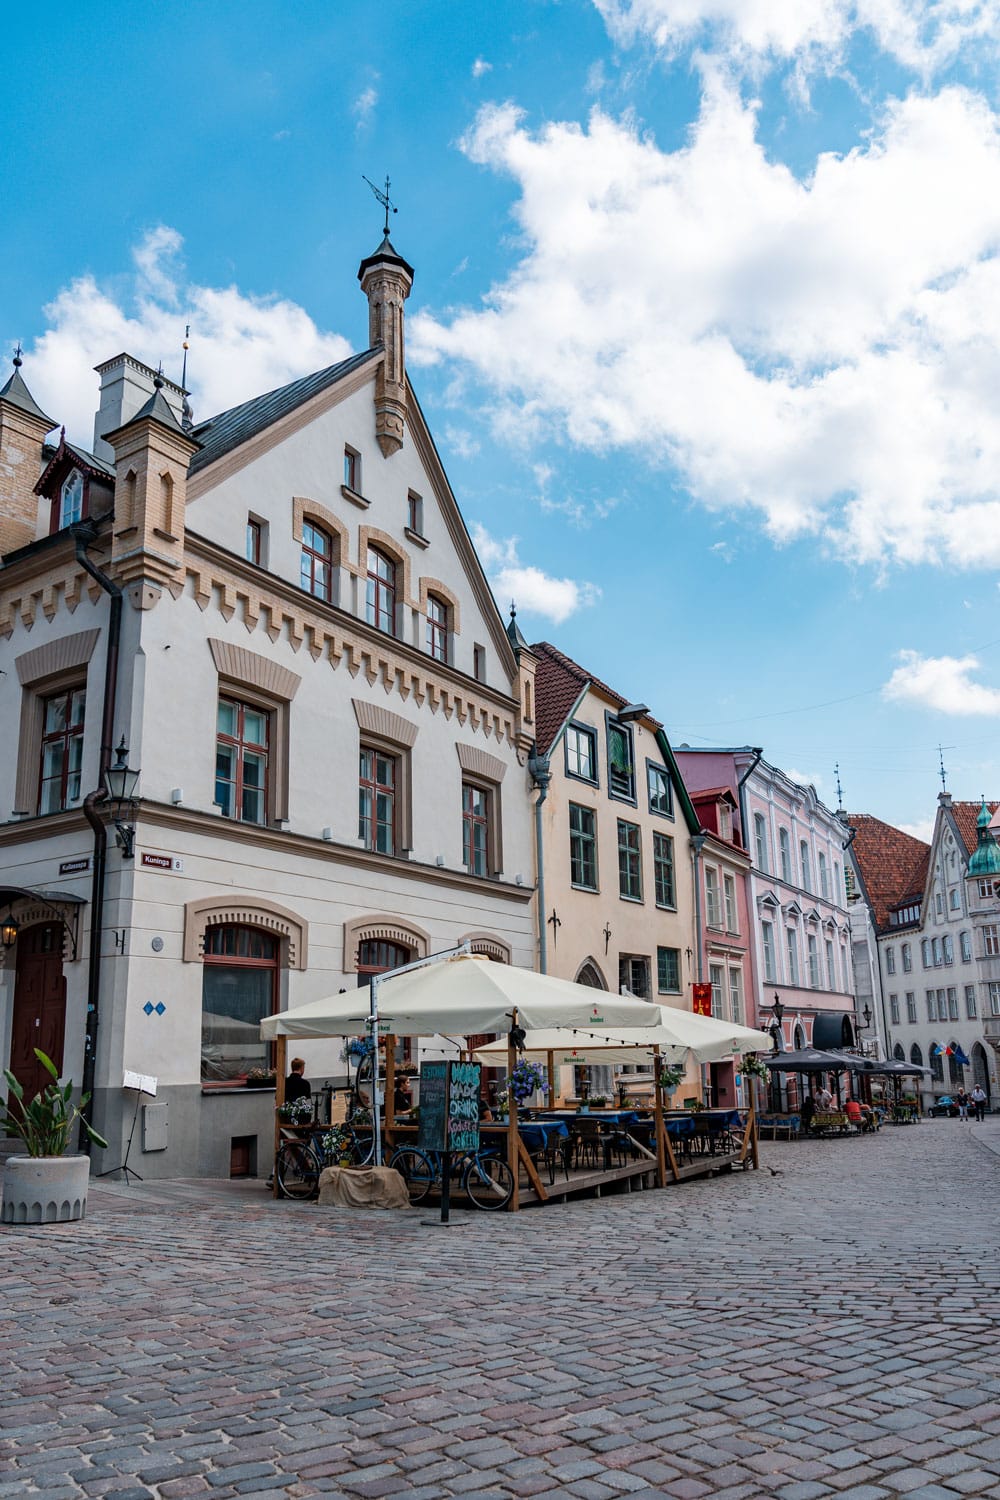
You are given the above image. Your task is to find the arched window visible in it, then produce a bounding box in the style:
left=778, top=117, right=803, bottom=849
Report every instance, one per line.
left=426, top=594, right=449, bottom=664
left=300, top=520, right=333, bottom=602
left=576, top=961, right=607, bottom=989
left=753, top=814, right=768, bottom=873
left=910, top=1043, right=923, bottom=1065
left=893, top=1043, right=905, bottom=1061
left=357, top=938, right=411, bottom=978
left=779, top=827, right=792, bottom=882
left=794, top=1024, right=806, bottom=1050
left=948, top=1042, right=965, bottom=1086
left=59, top=470, right=84, bottom=529
left=929, top=1043, right=944, bottom=1082
left=366, top=546, right=397, bottom=635
left=201, top=925, right=279, bottom=1083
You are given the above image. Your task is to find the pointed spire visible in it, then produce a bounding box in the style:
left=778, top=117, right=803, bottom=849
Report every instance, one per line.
left=506, top=599, right=529, bottom=654
left=0, top=346, right=55, bottom=429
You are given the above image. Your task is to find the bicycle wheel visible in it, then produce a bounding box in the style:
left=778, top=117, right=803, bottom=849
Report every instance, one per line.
left=276, top=1141, right=319, bottom=1200
left=355, top=1052, right=375, bottom=1111
left=390, top=1147, right=436, bottom=1202
left=348, top=1123, right=376, bottom=1167
left=463, top=1153, right=513, bottom=1211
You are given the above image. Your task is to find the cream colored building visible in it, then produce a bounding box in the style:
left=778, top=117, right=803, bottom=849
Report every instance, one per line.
left=0, top=234, right=536, bottom=1178
left=521, top=640, right=701, bottom=1103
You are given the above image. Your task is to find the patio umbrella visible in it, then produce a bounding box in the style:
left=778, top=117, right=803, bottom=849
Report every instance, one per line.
left=260, top=954, right=663, bottom=1040
left=765, top=1047, right=859, bottom=1072
left=869, top=1058, right=932, bottom=1076
left=652, top=1007, right=774, bottom=1061
left=471, top=1027, right=690, bottom=1068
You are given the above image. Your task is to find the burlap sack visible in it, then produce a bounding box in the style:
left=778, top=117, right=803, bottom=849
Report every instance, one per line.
left=317, top=1165, right=411, bottom=1210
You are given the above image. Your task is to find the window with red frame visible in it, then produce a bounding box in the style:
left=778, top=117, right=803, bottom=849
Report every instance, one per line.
left=300, top=520, right=333, bottom=602
left=38, top=687, right=86, bottom=813
left=366, top=545, right=396, bottom=635
left=216, top=698, right=269, bottom=824
left=359, top=746, right=396, bottom=854
left=201, top=925, right=278, bottom=1083
left=426, top=595, right=448, bottom=664
left=463, top=782, right=490, bottom=876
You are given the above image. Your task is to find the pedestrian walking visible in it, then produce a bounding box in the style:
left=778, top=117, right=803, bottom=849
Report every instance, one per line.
left=956, top=1088, right=970, bottom=1121
left=971, top=1084, right=988, bottom=1123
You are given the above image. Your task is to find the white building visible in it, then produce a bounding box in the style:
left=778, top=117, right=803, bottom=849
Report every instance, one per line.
left=0, top=234, right=536, bottom=1178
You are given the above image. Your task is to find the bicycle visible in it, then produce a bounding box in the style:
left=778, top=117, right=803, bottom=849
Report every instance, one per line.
left=389, top=1142, right=514, bottom=1210
left=275, top=1119, right=375, bottom=1199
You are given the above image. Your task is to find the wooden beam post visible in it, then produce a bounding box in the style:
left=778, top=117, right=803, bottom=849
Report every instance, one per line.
left=273, top=1034, right=287, bottom=1200
left=517, top=1138, right=549, bottom=1203
left=507, top=1008, right=519, bottom=1212
left=384, top=1035, right=396, bottom=1155
left=652, top=1045, right=667, bottom=1189
left=547, top=1049, right=556, bottom=1108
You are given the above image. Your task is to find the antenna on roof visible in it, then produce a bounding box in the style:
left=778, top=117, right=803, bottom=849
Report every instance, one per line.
left=12, top=342, right=22, bottom=368
left=834, top=762, right=844, bottom=813
left=939, top=745, right=948, bottom=794
left=181, top=325, right=190, bottom=390
left=363, top=173, right=398, bottom=237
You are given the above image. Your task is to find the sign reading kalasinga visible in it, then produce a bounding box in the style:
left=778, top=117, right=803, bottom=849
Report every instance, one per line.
left=418, top=1061, right=481, bottom=1154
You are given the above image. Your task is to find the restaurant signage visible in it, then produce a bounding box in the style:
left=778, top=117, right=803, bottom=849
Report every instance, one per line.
left=58, top=856, right=91, bottom=875
left=692, top=982, right=713, bottom=1017
left=417, top=1060, right=481, bottom=1155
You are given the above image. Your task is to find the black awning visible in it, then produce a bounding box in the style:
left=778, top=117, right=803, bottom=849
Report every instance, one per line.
left=812, top=1012, right=856, bottom=1050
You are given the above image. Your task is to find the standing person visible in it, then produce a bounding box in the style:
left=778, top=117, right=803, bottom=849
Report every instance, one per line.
left=800, top=1093, right=815, bottom=1135
left=972, top=1083, right=988, bottom=1123
left=956, top=1088, right=970, bottom=1122
left=285, top=1057, right=312, bottom=1104
left=817, top=1082, right=834, bottom=1113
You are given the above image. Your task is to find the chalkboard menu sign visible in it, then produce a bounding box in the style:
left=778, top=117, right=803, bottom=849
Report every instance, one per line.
left=418, top=1061, right=482, bottom=1154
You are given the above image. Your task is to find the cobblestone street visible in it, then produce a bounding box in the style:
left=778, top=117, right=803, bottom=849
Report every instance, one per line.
left=4, top=1120, right=1000, bottom=1500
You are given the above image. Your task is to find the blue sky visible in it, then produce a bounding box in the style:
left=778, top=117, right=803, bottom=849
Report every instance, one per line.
left=7, top=0, right=1000, bottom=835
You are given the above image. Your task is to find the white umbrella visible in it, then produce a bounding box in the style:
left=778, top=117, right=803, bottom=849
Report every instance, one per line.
left=471, top=1027, right=690, bottom=1067
left=652, top=1006, right=773, bottom=1061
left=260, top=953, right=661, bottom=1040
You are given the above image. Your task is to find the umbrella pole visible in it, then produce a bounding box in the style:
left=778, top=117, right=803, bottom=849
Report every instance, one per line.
left=370, top=973, right=382, bottom=1168
left=507, top=1008, right=519, bottom=1212
left=273, top=1035, right=286, bottom=1200
left=652, top=1046, right=667, bottom=1188
left=385, top=1035, right=396, bottom=1156
left=547, top=1050, right=555, bottom=1107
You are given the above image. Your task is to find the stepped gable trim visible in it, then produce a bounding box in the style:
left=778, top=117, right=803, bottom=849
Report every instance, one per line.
left=352, top=698, right=418, bottom=748
left=343, top=914, right=430, bottom=970
left=183, top=894, right=307, bottom=967
left=207, top=638, right=302, bottom=701
left=15, top=628, right=100, bottom=685
left=456, top=743, right=507, bottom=783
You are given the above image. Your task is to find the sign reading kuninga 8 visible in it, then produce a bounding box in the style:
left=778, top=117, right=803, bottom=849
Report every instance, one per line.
left=417, top=1060, right=482, bottom=1154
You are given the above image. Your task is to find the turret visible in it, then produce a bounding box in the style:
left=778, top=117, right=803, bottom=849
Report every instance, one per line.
left=358, top=235, right=414, bottom=458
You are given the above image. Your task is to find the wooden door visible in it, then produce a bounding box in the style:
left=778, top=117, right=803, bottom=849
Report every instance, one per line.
left=9, top=924, right=66, bottom=1102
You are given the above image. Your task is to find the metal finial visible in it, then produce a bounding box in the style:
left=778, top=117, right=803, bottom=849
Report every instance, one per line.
left=153, top=363, right=164, bottom=390
left=939, top=745, right=948, bottom=794
left=363, top=173, right=398, bottom=237
left=181, top=325, right=190, bottom=390
left=509, top=599, right=517, bottom=622
left=834, top=762, right=844, bottom=812
left=12, top=343, right=22, bottom=368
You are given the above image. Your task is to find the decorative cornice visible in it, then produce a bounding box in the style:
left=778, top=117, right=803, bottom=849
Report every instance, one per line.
left=353, top=698, right=418, bottom=747
left=16, top=628, right=100, bottom=685
left=455, top=743, right=507, bottom=783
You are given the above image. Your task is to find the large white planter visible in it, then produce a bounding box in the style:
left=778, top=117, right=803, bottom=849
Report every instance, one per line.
left=1, top=1155, right=91, bottom=1225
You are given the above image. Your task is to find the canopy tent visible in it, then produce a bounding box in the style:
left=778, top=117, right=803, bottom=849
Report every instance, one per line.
left=260, top=954, right=662, bottom=1040
left=471, top=1011, right=773, bottom=1068
left=764, top=1047, right=861, bottom=1072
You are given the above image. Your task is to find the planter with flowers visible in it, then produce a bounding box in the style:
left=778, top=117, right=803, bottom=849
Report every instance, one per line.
left=497, top=1058, right=548, bottom=1117
left=1, top=1049, right=108, bottom=1225
left=277, top=1096, right=314, bottom=1127
left=656, top=1063, right=685, bottom=1101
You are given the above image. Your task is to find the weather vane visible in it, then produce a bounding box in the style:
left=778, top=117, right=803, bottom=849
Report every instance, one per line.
left=363, top=173, right=398, bottom=237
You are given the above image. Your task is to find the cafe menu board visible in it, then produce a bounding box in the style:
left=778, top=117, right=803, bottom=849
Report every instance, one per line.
left=417, top=1061, right=482, bottom=1154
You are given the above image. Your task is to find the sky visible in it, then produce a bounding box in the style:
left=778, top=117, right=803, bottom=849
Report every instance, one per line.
left=7, top=0, right=1000, bottom=838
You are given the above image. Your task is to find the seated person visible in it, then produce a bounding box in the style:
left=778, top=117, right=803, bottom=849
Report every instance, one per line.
left=844, top=1097, right=864, bottom=1128
left=285, top=1057, right=311, bottom=1103
left=478, top=1096, right=494, bottom=1122
left=393, top=1076, right=413, bottom=1114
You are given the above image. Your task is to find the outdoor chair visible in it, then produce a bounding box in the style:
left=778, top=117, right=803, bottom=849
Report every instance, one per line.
left=571, top=1119, right=606, bottom=1170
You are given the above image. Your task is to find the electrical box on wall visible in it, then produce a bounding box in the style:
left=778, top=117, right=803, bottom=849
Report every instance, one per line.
left=142, top=1102, right=168, bottom=1152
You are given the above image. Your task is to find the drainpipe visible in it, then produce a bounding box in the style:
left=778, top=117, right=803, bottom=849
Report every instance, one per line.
left=72, top=521, right=123, bottom=1153
left=527, top=750, right=551, bottom=974
left=736, top=747, right=764, bottom=853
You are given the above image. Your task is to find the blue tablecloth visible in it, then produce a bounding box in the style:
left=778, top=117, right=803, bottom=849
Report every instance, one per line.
left=518, top=1120, right=570, bottom=1153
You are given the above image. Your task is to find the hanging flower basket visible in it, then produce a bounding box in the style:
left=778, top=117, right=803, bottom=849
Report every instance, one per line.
left=741, top=1053, right=770, bottom=1081
left=509, top=1059, right=548, bottom=1104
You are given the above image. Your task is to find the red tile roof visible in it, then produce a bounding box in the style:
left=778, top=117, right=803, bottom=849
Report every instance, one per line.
left=846, top=814, right=931, bottom=931
left=951, top=800, right=1000, bottom=856
left=531, top=641, right=661, bottom=754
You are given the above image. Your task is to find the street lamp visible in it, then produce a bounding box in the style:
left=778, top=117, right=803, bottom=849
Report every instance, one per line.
left=859, top=1002, right=872, bottom=1030
left=1, top=912, right=18, bottom=949
left=769, top=993, right=785, bottom=1053
left=104, top=737, right=140, bottom=859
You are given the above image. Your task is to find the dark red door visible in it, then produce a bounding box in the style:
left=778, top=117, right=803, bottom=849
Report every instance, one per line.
left=10, top=924, right=66, bottom=1102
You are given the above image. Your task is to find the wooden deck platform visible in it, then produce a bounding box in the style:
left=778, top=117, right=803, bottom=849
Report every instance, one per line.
left=517, top=1148, right=746, bottom=1206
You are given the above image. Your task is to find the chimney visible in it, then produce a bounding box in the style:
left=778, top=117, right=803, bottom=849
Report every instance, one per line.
left=358, top=236, right=414, bottom=458
left=93, top=354, right=185, bottom=464
left=0, top=353, right=55, bottom=556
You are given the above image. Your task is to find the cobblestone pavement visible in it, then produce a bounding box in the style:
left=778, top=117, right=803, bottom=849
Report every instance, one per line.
left=4, top=1120, right=1000, bottom=1500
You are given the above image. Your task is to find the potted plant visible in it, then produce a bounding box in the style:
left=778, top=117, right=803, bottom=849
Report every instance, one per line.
left=245, top=1067, right=276, bottom=1089
left=1, top=1049, right=108, bottom=1225
left=590, top=1095, right=607, bottom=1109
left=277, top=1096, right=314, bottom=1126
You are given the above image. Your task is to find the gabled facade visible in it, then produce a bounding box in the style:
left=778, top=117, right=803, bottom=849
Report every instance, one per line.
left=527, top=641, right=701, bottom=1100
left=850, top=795, right=1000, bottom=1109
left=0, top=236, right=536, bottom=1178
left=675, top=748, right=857, bottom=1064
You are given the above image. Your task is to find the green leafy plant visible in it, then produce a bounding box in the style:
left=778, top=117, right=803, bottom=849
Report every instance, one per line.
left=740, top=1052, right=770, bottom=1082
left=1, top=1049, right=108, bottom=1157
left=656, top=1063, right=685, bottom=1094
left=277, top=1096, right=313, bottom=1124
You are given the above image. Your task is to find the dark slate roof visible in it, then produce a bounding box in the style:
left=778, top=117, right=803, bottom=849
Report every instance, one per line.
left=846, top=813, right=931, bottom=930
left=531, top=641, right=662, bottom=755
left=358, top=234, right=414, bottom=281
left=0, top=365, right=54, bottom=428
left=129, top=385, right=186, bottom=435
left=189, top=349, right=377, bottom=475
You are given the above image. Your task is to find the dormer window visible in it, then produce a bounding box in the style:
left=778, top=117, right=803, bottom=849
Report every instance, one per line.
left=58, top=470, right=83, bottom=530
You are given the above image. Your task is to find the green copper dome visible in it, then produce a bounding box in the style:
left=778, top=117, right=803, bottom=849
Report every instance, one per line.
left=968, top=798, right=1000, bottom=876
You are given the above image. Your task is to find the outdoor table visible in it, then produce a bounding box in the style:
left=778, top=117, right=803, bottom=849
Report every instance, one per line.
left=811, top=1111, right=851, bottom=1135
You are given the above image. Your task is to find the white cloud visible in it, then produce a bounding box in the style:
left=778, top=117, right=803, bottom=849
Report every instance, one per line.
left=443, top=424, right=481, bottom=460
left=352, top=84, right=378, bottom=129
left=410, top=84, right=1000, bottom=570
left=593, top=0, right=1000, bottom=75
left=19, top=228, right=352, bottom=445
left=786, top=767, right=825, bottom=795
left=898, top=817, right=935, bottom=842
left=471, top=523, right=600, bottom=623
left=882, top=650, right=1000, bottom=714
left=472, top=57, right=493, bottom=77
